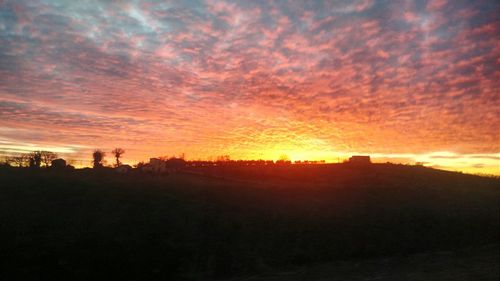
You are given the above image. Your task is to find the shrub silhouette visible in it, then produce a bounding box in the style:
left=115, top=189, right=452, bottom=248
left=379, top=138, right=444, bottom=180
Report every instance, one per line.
left=92, top=149, right=105, bottom=168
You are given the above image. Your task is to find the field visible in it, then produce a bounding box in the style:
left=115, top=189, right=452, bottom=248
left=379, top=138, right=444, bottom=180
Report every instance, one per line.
left=0, top=164, right=498, bottom=280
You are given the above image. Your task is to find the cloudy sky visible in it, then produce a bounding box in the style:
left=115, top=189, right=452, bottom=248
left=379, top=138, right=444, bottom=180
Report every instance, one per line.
left=0, top=0, right=499, bottom=173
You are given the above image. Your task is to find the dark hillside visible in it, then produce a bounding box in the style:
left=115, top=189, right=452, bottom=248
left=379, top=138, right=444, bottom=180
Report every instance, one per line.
left=0, top=165, right=498, bottom=280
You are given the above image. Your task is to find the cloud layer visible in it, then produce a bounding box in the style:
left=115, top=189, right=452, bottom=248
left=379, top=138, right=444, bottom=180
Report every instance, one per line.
left=0, top=0, right=499, bottom=173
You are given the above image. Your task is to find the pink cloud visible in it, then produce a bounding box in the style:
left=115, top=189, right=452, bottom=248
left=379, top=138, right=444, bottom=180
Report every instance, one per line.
left=427, top=0, right=447, bottom=11
left=0, top=0, right=498, bottom=174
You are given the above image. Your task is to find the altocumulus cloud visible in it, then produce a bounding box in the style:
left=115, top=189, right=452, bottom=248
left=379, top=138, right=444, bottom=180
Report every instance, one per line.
left=0, top=0, right=499, bottom=173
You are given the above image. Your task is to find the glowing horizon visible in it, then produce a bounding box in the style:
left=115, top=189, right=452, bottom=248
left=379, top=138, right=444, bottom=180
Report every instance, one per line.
left=0, top=0, right=499, bottom=175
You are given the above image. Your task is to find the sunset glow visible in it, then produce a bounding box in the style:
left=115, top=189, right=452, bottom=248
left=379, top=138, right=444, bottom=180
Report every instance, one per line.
left=0, top=0, right=499, bottom=174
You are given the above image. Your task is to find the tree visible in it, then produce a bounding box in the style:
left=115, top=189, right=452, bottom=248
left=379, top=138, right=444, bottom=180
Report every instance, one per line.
left=10, top=154, right=29, bottom=167
left=40, top=151, right=58, bottom=167
left=276, top=154, right=291, bottom=165
left=111, top=148, right=125, bottom=167
left=29, top=151, right=42, bottom=168
left=216, top=155, right=230, bottom=162
left=92, top=149, right=105, bottom=168
left=2, top=156, right=13, bottom=167
left=134, top=161, right=145, bottom=169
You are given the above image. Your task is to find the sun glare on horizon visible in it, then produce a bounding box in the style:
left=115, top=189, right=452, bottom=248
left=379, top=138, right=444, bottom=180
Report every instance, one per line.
left=0, top=0, right=498, bottom=175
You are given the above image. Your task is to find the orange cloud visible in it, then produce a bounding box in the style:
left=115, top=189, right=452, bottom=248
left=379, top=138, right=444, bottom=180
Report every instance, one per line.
left=0, top=0, right=498, bottom=174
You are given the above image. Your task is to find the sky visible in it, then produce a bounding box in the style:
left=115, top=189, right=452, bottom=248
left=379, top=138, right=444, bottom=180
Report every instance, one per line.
left=0, top=0, right=499, bottom=174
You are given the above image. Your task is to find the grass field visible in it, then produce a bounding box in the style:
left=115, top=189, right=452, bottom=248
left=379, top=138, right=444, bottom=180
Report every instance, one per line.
left=228, top=244, right=499, bottom=281
left=0, top=164, right=498, bottom=280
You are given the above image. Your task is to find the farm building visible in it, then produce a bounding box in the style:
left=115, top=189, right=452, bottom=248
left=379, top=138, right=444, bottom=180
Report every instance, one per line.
left=348, top=155, right=371, bottom=165
left=115, top=164, right=132, bottom=173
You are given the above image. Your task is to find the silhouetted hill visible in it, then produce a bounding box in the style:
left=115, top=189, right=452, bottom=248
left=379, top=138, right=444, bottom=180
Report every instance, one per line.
left=0, top=164, right=498, bottom=280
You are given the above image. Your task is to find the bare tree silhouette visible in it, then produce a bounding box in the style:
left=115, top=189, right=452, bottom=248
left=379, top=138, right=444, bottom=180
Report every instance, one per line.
left=10, top=154, right=29, bottom=167
left=276, top=154, right=291, bottom=165
left=92, top=150, right=105, bottom=168
left=29, top=151, right=42, bottom=168
left=217, top=155, right=231, bottom=162
left=1, top=156, right=13, bottom=167
left=278, top=154, right=290, bottom=161
left=112, top=148, right=125, bottom=167
left=40, top=151, right=58, bottom=167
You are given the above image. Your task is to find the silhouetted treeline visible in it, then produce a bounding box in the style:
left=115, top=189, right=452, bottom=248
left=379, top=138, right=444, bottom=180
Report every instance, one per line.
left=2, top=150, right=62, bottom=168
left=1, top=149, right=329, bottom=170
left=187, top=159, right=275, bottom=167
left=184, top=159, right=325, bottom=167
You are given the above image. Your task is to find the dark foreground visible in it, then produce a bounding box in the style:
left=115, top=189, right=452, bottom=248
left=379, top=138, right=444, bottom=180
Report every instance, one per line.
left=0, top=164, right=498, bottom=280
left=228, top=244, right=499, bottom=281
